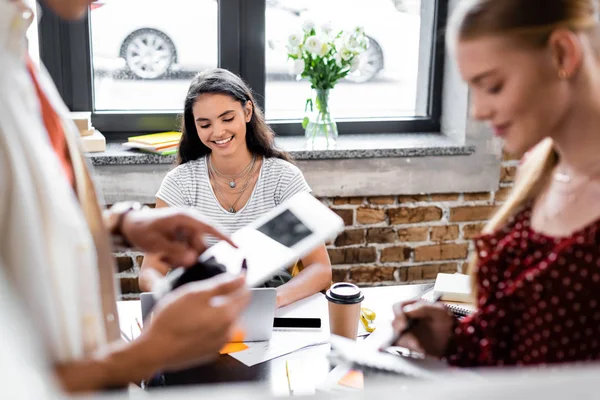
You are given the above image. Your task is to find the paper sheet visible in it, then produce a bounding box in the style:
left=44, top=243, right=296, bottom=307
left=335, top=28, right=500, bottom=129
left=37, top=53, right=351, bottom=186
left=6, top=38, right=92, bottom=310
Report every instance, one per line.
left=229, top=329, right=329, bottom=366
left=230, top=293, right=330, bottom=366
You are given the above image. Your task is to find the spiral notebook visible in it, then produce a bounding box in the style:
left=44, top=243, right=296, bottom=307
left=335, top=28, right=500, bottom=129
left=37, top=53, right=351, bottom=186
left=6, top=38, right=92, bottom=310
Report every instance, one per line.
left=329, top=334, right=450, bottom=379
left=421, top=273, right=476, bottom=317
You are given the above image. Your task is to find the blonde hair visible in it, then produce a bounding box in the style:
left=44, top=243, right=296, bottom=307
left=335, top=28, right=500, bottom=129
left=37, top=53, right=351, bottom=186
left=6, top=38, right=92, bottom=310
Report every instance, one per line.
left=449, top=0, right=600, bottom=299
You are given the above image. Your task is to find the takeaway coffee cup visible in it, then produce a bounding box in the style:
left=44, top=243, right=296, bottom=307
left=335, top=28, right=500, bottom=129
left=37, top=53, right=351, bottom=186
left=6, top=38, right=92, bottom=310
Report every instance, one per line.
left=325, top=283, right=364, bottom=340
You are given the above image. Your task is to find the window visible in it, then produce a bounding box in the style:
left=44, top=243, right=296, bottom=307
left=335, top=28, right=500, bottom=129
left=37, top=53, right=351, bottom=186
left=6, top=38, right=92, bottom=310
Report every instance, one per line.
left=38, top=0, right=446, bottom=137
left=265, top=0, right=427, bottom=121
left=89, top=0, right=218, bottom=111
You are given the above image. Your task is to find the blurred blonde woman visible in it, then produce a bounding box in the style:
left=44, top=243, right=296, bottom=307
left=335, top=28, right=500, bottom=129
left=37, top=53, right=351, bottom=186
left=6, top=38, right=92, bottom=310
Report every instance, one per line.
left=392, top=0, right=600, bottom=366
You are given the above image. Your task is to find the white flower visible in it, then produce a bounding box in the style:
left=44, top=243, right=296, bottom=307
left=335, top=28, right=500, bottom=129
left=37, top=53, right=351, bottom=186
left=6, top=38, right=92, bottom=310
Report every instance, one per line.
left=321, top=21, right=333, bottom=35
left=357, top=33, right=369, bottom=50
left=318, top=41, right=331, bottom=57
left=334, top=53, right=343, bottom=68
left=340, top=47, right=354, bottom=61
left=350, top=56, right=361, bottom=72
left=286, top=44, right=302, bottom=58
left=345, top=34, right=361, bottom=52
left=288, top=31, right=304, bottom=48
left=302, top=19, right=316, bottom=33
left=289, top=58, right=306, bottom=75
left=352, top=25, right=365, bottom=35
left=304, top=35, right=322, bottom=55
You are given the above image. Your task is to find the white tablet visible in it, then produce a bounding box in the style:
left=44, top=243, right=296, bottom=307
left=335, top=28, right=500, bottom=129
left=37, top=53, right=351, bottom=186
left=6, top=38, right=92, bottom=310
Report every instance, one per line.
left=199, top=192, right=344, bottom=287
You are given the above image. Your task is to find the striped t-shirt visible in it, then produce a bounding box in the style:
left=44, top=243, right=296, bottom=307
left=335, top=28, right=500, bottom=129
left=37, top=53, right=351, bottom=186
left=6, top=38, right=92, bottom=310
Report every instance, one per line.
left=156, top=156, right=311, bottom=245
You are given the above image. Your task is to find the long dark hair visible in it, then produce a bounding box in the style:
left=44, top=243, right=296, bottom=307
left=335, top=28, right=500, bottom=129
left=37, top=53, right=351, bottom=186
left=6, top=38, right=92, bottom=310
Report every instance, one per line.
left=177, top=68, right=293, bottom=165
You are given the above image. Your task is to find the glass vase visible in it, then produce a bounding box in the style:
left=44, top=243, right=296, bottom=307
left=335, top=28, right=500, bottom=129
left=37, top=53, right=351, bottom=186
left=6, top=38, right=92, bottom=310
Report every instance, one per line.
left=304, top=88, right=338, bottom=149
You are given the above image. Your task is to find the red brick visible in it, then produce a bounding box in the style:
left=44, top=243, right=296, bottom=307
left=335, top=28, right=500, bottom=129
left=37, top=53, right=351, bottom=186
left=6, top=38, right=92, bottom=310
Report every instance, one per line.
left=397, top=195, right=430, bottom=203
left=357, top=207, right=386, bottom=224
left=406, top=263, right=458, bottom=282
left=396, top=267, right=408, bottom=282
left=332, top=209, right=354, bottom=226
left=494, top=187, right=513, bottom=202
left=380, top=246, right=411, bottom=263
left=144, top=203, right=156, bottom=209
left=349, top=267, right=395, bottom=283
left=463, top=192, right=491, bottom=201
left=430, top=194, right=460, bottom=202
left=332, top=268, right=349, bottom=283
left=368, top=196, right=395, bottom=205
left=397, top=227, right=429, bottom=242
left=500, top=166, right=517, bottom=183
left=334, top=229, right=365, bottom=246
left=120, top=277, right=140, bottom=294
left=328, top=247, right=377, bottom=265
left=463, top=223, right=487, bottom=240
left=430, top=225, right=459, bottom=242
left=366, top=228, right=396, bottom=244
left=116, top=256, right=134, bottom=273
left=135, top=255, right=144, bottom=267
left=450, top=205, right=498, bottom=222
left=333, top=197, right=364, bottom=205
left=389, top=207, right=443, bottom=224
left=414, top=244, right=469, bottom=262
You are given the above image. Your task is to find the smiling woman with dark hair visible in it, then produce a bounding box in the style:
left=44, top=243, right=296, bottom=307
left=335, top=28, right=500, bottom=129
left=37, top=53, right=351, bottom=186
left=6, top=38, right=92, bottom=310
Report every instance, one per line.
left=140, top=68, right=332, bottom=307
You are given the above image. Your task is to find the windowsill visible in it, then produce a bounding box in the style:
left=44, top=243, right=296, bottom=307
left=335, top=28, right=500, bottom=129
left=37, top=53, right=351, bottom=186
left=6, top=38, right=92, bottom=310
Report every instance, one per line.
left=86, top=133, right=474, bottom=166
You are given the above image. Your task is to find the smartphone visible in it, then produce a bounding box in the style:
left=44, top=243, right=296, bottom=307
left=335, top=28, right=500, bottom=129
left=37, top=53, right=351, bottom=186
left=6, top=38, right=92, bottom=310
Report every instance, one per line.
left=273, top=317, right=322, bottom=329
left=198, top=192, right=345, bottom=287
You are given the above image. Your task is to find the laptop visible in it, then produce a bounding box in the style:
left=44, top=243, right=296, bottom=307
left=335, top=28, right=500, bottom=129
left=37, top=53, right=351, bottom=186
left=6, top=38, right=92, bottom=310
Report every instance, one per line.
left=140, top=287, right=277, bottom=342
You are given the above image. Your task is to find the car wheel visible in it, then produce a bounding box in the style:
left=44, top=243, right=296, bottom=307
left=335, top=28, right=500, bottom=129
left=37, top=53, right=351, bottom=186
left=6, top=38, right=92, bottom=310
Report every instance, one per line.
left=121, top=29, right=176, bottom=80
left=345, top=36, right=384, bottom=83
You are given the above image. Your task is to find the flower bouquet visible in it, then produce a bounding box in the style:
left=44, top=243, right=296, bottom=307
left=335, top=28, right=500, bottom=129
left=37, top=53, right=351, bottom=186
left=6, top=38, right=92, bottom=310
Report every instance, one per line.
left=287, top=20, right=368, bottom=148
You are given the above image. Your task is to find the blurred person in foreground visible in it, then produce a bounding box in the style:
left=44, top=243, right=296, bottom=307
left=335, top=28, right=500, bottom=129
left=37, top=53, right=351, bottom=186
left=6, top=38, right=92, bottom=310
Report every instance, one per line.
left=0, top=0, right=250, bottom=394
left=391, top=0, right=600, bottom=366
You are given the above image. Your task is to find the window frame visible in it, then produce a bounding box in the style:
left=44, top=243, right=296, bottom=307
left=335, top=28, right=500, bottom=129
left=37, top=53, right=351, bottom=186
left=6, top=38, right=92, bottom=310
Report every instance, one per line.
left=38, top=0, right=447, bottom=138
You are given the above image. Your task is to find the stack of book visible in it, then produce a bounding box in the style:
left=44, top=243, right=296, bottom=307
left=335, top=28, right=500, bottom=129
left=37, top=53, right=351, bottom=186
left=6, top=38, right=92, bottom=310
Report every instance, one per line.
left=123, top=132, right=182, bottom=156
left=70, top=112, right=106, bottom=152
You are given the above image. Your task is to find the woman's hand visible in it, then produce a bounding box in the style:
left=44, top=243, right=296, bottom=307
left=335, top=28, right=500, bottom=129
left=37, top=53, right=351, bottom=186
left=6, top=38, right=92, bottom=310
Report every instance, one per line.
left=121, top=207, right=234, bottom=267
left=391, top=301, right=455, bottom=358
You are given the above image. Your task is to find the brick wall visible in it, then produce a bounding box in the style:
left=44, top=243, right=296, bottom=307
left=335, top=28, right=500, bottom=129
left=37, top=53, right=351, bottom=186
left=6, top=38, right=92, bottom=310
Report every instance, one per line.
left=115, top=153, right=518, bottom=299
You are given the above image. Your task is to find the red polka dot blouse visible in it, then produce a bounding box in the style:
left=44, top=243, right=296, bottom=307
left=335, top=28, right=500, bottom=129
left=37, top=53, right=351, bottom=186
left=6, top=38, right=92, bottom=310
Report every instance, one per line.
left=444, top=206, right=600, bottom=367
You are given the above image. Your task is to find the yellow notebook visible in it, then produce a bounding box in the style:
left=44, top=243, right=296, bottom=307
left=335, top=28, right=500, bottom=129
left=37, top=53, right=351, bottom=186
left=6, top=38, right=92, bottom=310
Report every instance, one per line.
left=127, top=131, right=181, bottom=146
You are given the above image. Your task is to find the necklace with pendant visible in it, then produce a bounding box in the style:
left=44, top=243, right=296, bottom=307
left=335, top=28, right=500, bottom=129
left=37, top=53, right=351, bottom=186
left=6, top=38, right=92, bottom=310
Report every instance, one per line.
left=541, top=163, right=600, bottom=221
left=209, top=154, right=255, bottom=189
left=209, top=165, right=257, bottom=213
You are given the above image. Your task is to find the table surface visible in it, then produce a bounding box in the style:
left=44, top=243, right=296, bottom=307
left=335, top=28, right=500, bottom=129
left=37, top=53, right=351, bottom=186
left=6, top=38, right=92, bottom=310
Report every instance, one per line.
left=117, top=284, right=432, bottom=395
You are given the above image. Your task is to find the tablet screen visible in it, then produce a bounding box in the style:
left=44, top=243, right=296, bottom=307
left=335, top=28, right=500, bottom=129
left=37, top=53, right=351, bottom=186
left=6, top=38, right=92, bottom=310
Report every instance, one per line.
left=256, top=209, right=313, bottom=248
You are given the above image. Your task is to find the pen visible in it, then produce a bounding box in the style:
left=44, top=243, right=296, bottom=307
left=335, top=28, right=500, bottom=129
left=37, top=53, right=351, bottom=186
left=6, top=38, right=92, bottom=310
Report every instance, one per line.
left=135, top=318, right=143, bottom=332
left=379, top=292, right=443, bottom=351
left=285, top=359, right=293, bottom=395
